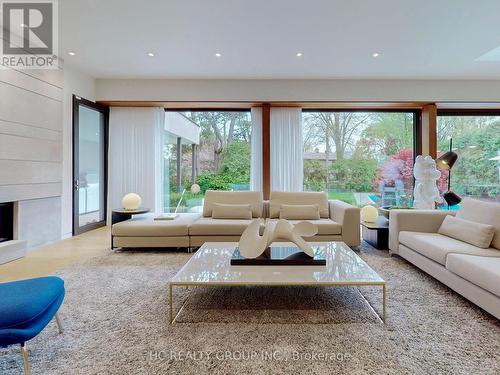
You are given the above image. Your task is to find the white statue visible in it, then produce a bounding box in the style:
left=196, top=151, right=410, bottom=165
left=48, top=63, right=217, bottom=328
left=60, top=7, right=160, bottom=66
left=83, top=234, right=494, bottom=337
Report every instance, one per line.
left=413, top=155, right=443, bottom=209
left=238, top=219, right=318, bottom=258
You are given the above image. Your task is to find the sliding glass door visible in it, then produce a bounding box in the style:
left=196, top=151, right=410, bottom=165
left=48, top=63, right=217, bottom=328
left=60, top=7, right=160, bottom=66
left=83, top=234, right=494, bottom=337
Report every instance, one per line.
left=73, top=96, right=109, bottom=235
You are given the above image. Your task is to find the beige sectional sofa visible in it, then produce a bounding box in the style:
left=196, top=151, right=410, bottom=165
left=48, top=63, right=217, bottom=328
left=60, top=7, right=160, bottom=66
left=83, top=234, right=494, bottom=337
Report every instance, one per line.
left=389, top=198, right=500, bottom=319
left=111, top=190, right=360, bottom=250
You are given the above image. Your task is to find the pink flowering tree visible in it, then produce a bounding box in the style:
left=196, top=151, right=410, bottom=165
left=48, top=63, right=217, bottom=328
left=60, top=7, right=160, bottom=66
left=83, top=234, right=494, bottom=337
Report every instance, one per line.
left=373, top=149, right=448, bottom=193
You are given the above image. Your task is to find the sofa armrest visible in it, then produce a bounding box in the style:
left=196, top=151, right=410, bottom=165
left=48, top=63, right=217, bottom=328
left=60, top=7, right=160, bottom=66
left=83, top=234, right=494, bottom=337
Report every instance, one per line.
left=389, top=209, right=456, bottom=254
left=329, top=200, right=360, bottom=247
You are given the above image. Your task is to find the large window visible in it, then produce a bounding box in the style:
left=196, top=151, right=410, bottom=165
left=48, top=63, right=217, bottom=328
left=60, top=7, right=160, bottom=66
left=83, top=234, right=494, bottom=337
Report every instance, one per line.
left=437, top=113, right=500, bottom=204
left=164, top=110, right=251, bottom=213
left=302, top=111, right=417, bottom=207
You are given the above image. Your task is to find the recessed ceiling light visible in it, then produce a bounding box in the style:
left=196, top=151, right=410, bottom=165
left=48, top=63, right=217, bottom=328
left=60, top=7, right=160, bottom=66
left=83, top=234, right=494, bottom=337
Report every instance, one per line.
left=296, top=52, right=303, bottom=57
left=372, top=52, right=380, bottom=57
left=68, top=51, right=76, bottom=56
left=215, top=52, right=222, bottom=57
left=147, top=52, right=155, bottom=57
left=20, top=23, right=27, bottom=28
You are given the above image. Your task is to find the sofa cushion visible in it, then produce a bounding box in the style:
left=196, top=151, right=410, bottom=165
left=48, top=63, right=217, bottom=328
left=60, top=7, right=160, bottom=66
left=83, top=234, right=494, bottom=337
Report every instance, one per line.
left=438, top=215, right=495, bottom=248
left=189, top=218, right=261, bottom=236
left=269, top=192, right=329, bottom=218
left=399, top=231, right=500, bottom=266
left=267, top=218, right=342, bottom=235
left=279, top=204, right=320, bottom=220
left=457, top=197, right=500, bottom=250
left=203, top=191, right=263, bottom=218
left=212, top=203, right=252, bottom=219
left=446, top=254, right=500, bottom=298
left=112, top=213, right=200, bottom=236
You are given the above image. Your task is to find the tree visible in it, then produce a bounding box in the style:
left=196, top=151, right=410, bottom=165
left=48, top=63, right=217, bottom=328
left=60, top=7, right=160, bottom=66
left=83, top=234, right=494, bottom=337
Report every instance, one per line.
left=330, top=158, right=378, bottom=192
left=373, top=148, right=448, bottom=194
left=356, top=113, right=413, bottom=159
left=196, top=141, right=251, bottom=193
left=187, top=111, right=251, bottom=172
left=303, top=112, right=371, bottom=188
left=304, top=112, right=370, bottom=160
left=303, top=160, right=327, bottom=191
left=437, top=117, right=500, bottom=196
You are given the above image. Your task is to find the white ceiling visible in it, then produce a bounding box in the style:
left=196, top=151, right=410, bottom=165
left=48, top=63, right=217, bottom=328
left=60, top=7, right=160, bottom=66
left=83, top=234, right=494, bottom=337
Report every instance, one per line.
left=60, top=0, right=500, bottom=79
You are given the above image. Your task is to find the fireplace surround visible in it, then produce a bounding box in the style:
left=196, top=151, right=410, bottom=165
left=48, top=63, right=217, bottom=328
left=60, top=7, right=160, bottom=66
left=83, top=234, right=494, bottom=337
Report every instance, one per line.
left=0, top=202, right=14, bottom=243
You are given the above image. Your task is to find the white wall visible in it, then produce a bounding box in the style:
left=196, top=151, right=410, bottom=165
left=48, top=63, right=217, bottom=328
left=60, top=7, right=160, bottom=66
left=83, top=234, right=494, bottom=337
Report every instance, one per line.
left=96, top=79, right=500, bottom=102
left=0, top=66, right=64, bottom=249
left=62, top=66, right=96, bottom=238
left=0, top=69, right=63, bottom=201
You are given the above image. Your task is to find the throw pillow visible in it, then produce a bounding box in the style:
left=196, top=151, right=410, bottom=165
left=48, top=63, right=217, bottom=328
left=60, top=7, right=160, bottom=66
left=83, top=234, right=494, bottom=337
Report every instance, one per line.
left=279, top=204, right=320, bottom=220
left=438, top=215, right=495, bottom=249
left=456, top=197, right=500, bottom=250
left=212, top=203, right=252, bottom=219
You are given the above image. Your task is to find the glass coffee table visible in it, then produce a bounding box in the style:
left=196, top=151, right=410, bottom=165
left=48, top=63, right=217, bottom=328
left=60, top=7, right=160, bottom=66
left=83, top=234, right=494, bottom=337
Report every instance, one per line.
left=169, top=242, right=386, bottom=324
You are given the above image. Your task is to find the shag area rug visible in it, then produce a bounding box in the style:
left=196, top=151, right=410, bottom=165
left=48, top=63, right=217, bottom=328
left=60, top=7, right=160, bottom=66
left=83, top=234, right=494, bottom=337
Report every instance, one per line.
left=1, top=243, right=499, bottom=374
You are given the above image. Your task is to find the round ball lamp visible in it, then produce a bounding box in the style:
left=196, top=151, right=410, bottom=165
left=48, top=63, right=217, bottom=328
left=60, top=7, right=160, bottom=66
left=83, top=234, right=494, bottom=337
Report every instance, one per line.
left=190, top=183, right=201, bottom=194
left=122, top=193, right=142, bottom=211
left=361, top=205, right=378, bottom=223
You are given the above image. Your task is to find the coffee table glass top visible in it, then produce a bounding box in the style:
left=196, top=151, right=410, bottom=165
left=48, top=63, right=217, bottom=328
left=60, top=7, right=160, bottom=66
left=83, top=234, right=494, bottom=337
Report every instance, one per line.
left=170, top=242, right=384, bottom=285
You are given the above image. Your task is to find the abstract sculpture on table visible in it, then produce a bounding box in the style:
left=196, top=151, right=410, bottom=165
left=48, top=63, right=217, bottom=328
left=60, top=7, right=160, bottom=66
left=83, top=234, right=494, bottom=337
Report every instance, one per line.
left=412, top=155, right=443, bottom=209
left=238, top=219, right=318, bottom=258
left=122, top=193, right=142, bottom=211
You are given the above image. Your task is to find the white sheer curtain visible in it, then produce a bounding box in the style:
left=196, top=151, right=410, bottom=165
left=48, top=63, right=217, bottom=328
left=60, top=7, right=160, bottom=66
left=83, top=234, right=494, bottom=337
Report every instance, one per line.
left=250, top=107, right=262, bottom=191
left=108, top=107, right=165, bottom=220
left=270, top=108, right=303, bottom=192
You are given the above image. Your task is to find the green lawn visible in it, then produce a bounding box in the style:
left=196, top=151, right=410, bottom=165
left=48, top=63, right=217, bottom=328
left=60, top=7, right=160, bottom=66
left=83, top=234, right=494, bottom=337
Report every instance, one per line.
left=327, top=191, right=357, bottom=206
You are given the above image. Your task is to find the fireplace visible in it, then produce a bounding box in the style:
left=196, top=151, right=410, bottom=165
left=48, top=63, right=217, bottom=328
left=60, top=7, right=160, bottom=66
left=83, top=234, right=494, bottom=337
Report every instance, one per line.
left=0, top=202, right=14, bottom=243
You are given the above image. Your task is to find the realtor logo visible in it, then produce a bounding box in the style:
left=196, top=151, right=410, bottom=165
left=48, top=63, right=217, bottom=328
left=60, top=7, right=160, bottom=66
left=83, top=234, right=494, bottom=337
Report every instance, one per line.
left=1, top=0, right=58, bottom=69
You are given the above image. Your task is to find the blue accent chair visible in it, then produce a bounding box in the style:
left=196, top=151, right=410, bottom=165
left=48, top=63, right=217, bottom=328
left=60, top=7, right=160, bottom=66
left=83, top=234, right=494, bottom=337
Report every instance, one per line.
left=0, top=276, right=65, bottom=375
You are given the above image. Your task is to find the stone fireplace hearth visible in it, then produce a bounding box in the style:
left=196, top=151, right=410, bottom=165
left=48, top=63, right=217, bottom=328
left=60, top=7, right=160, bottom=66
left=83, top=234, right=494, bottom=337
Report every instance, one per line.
left=0, top=201, right=27, bottom=265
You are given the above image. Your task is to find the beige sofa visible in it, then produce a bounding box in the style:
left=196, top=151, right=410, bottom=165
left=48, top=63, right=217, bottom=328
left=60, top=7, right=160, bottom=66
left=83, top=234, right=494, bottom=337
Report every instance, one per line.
left=112, top=190, right=360, bottom=249
left=389, top=198, right=500, bottom=319
left=111, top=213, right=200, bottom=249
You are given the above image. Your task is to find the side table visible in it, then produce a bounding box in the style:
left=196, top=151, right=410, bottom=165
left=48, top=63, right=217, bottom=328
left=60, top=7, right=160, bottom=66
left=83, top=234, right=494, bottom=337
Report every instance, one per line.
left=111, top=207, right=150, bottom=225
left=361, top=216, right=389, bottom=250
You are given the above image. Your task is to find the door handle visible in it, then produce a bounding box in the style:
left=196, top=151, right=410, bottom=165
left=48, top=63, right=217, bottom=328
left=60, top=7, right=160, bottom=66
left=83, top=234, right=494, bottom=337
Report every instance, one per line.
left=74, top=179, right=79, bottom=191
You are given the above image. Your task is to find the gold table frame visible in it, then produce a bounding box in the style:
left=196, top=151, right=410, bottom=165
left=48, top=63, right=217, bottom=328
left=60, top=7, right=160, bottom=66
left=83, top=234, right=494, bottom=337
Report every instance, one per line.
left=168, top=281, right=386, bottom=324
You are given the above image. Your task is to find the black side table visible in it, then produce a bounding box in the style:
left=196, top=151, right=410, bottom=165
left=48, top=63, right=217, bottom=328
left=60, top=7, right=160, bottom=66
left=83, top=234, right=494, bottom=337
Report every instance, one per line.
left=361, top=216, right=389, bottom=250
left=111, top=208, right=150, bottom=249
left=111, top=207, right=150, bottom=225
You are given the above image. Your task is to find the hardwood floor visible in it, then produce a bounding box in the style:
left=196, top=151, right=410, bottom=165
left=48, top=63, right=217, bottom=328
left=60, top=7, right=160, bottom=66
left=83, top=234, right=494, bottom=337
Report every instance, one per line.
left=0, top=226, right=110, bottom=282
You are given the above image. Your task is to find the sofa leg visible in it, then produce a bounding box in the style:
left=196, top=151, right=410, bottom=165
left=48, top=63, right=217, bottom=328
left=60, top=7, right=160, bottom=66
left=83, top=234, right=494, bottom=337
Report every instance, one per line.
left=54, top=312, right=64, bottom=333
left=20, top=343, right=30, bottom=375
